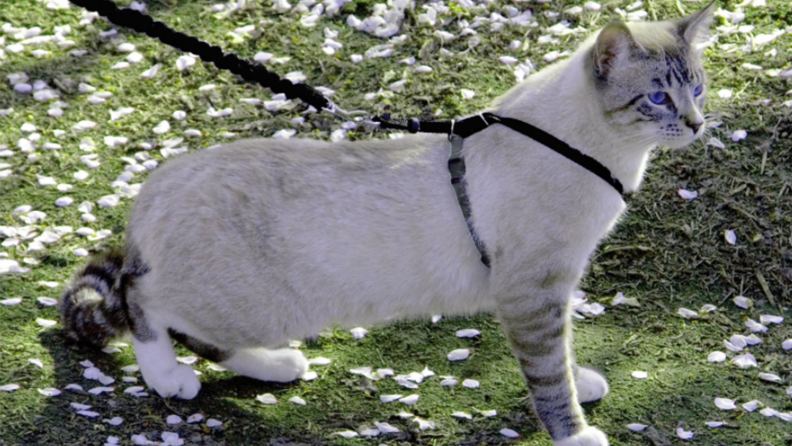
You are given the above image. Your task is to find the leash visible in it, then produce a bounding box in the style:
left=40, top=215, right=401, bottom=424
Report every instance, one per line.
left=66, top=0, right=627, bottom=268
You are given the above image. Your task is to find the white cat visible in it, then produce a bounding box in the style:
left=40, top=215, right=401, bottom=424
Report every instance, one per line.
left=61, top=4, right=714, bottom=445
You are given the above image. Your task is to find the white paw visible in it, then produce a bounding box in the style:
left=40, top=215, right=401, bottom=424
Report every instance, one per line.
left=554, top=426, right=609, bottom=446
left=576, top=367, right=609, bottom=403
left=146, top=364, right=201, bottom=400
left=262, top=349, right=309, bottom=382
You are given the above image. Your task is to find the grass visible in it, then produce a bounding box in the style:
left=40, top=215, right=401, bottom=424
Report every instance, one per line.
left=1, top=0, right=791, bottom=445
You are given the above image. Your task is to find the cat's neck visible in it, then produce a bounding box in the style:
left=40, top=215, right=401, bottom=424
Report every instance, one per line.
left=492, top=47, right=656, bottom=193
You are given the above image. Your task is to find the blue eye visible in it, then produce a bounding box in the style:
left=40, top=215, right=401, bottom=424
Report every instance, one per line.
left=647, top=91, right=668, bottom=105
left=693, top=84, right=703, bottom=96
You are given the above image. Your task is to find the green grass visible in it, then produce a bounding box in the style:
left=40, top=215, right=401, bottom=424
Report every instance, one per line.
left=1, top=0, right=791, bottom=445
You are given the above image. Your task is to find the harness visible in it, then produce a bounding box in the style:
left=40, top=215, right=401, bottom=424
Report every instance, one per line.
left=67, top=0, right=627, bottom=268
left=374, top=113, right=626, bottom=267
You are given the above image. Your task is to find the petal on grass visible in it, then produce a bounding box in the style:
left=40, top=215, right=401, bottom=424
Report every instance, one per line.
left=708, top=351, right=727, bottom=363
left=447, top=349, right=470, bottom=361
left=256, top=393, right=278, bottom=404
left=714, top=398, right=736, bottom=410
left=627, top=423, right=647, bottom=432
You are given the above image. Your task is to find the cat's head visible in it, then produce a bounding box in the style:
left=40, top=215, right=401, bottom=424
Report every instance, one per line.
left=590, top=2, right=716, bottom=148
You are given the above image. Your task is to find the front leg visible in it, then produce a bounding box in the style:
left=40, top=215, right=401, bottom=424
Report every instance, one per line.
left=496, top=291, right=608, bottom=446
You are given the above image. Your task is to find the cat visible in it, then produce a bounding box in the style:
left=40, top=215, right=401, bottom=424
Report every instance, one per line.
left=60, top=4, right=714, bottom=445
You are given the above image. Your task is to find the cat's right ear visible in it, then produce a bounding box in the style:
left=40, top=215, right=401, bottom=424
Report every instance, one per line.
left=592, top=21, right=637, bottom=79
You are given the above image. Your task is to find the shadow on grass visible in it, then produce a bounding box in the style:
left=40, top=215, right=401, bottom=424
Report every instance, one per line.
left=33, top=319, right=548, bottom=446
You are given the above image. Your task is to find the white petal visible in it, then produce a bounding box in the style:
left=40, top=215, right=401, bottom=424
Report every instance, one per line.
left=631, top=371, right=648, bottom=379
left=745, top=319, right=768, bottom=333
left=439, top=377, right=458, bottom=386
left=206, top=419, right=223, bottom=428
left=88, top=386, right=114, bottom=395
left=627, top=423, right=647, bottom=432
left=77, top=410, right=100, bottom=418
left=431, top=315, right=442, bottom=323
left=700, top=304, right=717, bottom=313
left=36, top=318, right=57, bottom=327
left=104, top=417, right=123, bottom=426
left=1, top=298, right=22, bottom=306
left=714, top=397, right=736, bottom=410
left=733, top=295, right=752, bottom=309
left=447, top=348, right=470, bottom=361
left=55, top=197, right=74, bottom=207
left=374, top=421, right=399, bottom=434
left=677, top=308, right=698, bottom=319
left=707, top=351, right=727, bottom=363
left=456, top=328, right=481, bottom=338
left=187, top=414, right=204, bottom=424
left=783, top=339, right=792, bottom=350
left=731, top=353, right=758, bottom=368
left=759, top=314, right=783, bottom=324
left=256, top=393, right=278, bottom=404
left=346, top=327, right=368, bottom=340
left=380, top=394, right=402, bottom=403
left=359, top=428, right=380, bottom=437
left=332, top=430, right=358, bottom=438
left=676, top=427, right=694, bottom=440
left=412, top=417, right=435, bottom=430
left=758, top=372, right=782, bottom=383
left=399, top=394, right=419, bottom=405
left=452, top=411, right=472, bottom=419
left=760, top=407, right=778, bottom=417
left=460, top=89, right=475, bottom=99
left=38, top=387, right=61, bottom=397
left=166, top=415, right=182, bottom=425
left=500, top=428, right=519, bottom=438
left=730, top=130, right=747, bottom=141
left=478, top=409, right=497, bottom=417
left=308, top=357, right=331, bottom=366
left=0, top=384, right=20, bottom=392
left=724, top=230, right=737, bottom=245
left=175, top=55, right=196, bottom=71
left=420, top=367, right=434, bottom=378
left=677, top=189, right=698, bottom=200
left=462, top=378, right=480, bottom=388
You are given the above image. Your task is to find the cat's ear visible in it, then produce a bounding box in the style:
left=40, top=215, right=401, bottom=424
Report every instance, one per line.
left=592, top=21, right=637, bottom=79
left=678, top=1, right=716, bottom=46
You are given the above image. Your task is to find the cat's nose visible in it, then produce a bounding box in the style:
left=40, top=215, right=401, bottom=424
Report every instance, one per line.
left=685, top=118, right=703, bottom=134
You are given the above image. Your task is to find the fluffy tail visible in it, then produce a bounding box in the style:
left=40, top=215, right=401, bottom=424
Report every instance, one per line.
left=60, top=251, right=131, bottom=348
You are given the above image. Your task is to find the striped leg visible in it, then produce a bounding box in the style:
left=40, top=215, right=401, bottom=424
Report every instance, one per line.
left=496, top=293, right=608, bottom=446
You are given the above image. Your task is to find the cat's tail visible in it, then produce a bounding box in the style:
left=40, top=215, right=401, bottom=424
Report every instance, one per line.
left=60, top=250, right=131, bottom=348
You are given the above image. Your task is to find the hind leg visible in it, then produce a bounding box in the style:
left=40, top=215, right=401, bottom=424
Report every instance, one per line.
left=132, top=326, right=201, bottom=400
left=219, top=347, right=309, bottom=382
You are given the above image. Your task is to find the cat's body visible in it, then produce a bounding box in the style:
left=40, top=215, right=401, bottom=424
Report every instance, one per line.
left=61, top=5, right=714, bottom=445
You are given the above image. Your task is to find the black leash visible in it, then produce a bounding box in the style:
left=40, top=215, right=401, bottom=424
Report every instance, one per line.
left=67, top=0, right=627, bottom=269
left=68, top=0, right=337, bottom=115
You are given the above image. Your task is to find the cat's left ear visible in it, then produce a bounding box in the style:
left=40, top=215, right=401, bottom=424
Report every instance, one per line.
left=677, top=1, right=717, bottom=46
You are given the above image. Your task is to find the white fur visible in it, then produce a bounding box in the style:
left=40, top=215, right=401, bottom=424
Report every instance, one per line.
left=132, top=329, right=201, bottom=399
left=554, top=427, right=609, bottom=446
left=219, top=348, right=308, bottom=382
left=576, top=367, right=609, bottom=403
left=118, top=9, right=712, bottom=443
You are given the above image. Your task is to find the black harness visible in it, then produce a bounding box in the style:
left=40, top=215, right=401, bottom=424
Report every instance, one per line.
left=67, top=0, right=627, bottom=268
left=374, top=113, right=627, bottom=267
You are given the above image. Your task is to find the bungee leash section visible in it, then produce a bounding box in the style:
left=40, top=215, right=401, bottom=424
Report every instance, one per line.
left=67, top=0, right=627, bottom=268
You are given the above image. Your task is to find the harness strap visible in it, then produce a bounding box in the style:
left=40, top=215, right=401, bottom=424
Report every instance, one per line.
left=374, top=112, right=626, bottom=268
left=373, top=112, right=625, bottom=197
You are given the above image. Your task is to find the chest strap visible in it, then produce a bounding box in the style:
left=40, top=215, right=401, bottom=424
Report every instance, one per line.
left=372, top=112, right=626, bottom=268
